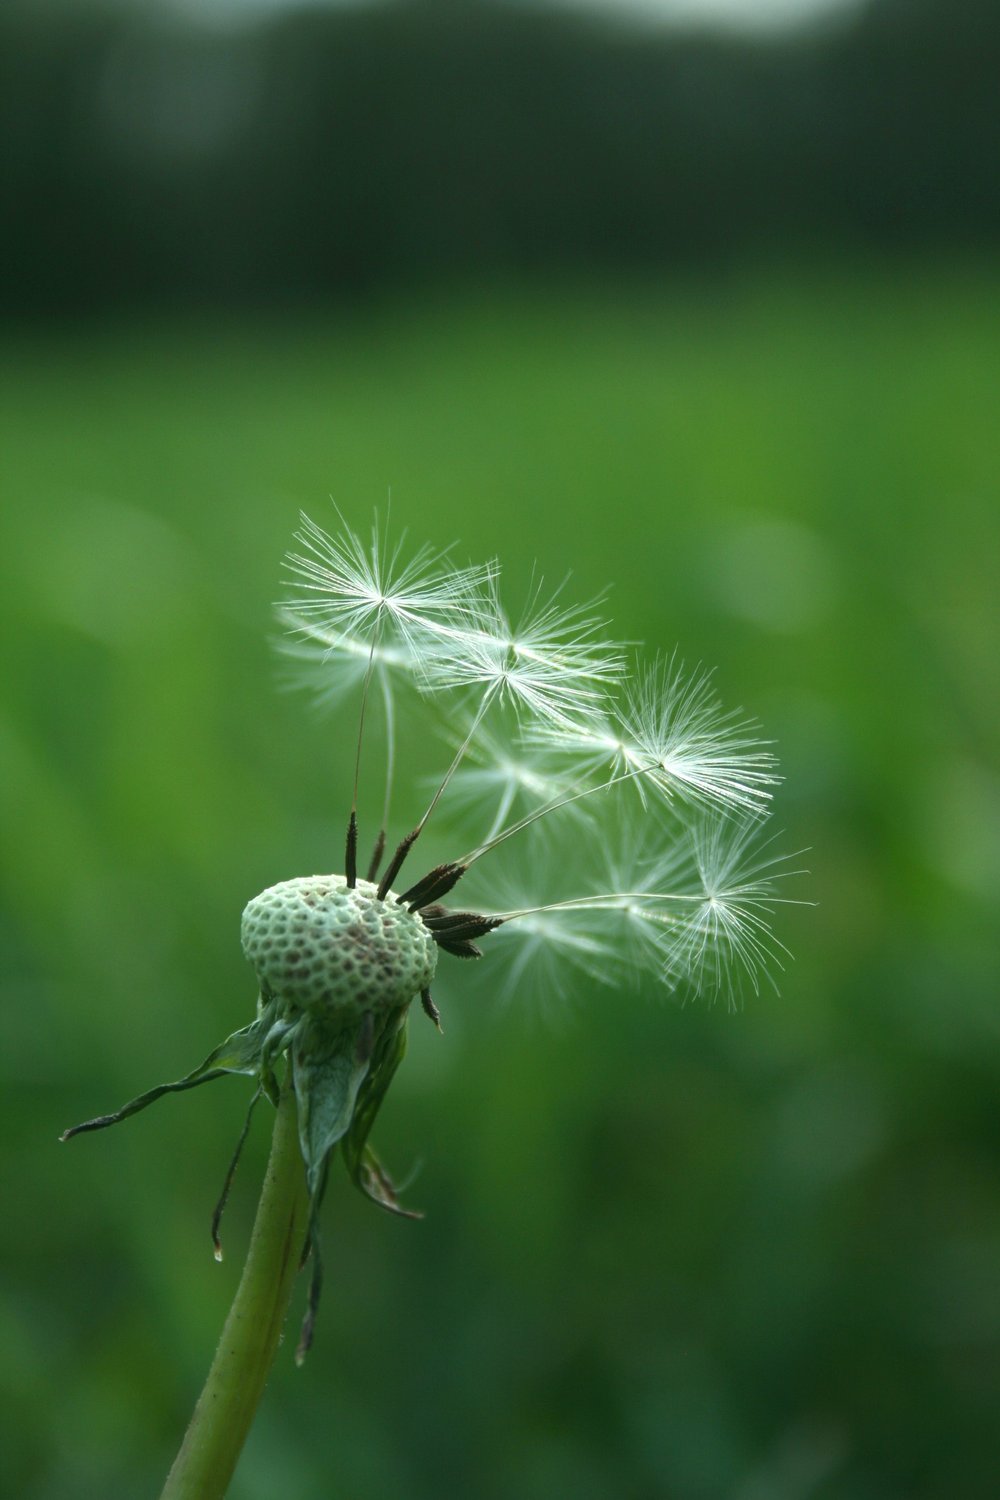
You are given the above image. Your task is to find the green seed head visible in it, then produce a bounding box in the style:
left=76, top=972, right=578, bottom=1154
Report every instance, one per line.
left=241, top=875, right=437, bottom=1023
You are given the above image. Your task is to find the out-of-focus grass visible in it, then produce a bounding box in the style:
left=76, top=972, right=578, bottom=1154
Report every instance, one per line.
left=2, top=264, right=999, bottom=1500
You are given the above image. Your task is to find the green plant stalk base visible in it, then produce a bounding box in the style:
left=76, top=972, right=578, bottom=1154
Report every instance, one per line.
left=160, top=1076, right=310, bottom=1500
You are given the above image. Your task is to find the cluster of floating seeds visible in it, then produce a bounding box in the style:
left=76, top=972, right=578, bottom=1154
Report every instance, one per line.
left=241, top=875, right=438, bottom=1023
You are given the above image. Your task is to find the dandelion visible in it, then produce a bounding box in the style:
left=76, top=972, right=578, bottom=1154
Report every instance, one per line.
left=62, top=508, right=800, bottom=1500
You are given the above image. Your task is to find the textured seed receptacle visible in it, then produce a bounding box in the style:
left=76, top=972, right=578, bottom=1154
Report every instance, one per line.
left=241, top=875, right=437, bottom=1023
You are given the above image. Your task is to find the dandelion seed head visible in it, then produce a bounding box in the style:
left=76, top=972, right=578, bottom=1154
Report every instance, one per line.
left=242, top=875, right=437, bottom=1023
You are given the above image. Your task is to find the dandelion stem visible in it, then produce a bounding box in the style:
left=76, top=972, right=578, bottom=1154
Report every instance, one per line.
left=210, top=1087, right=263, bottom=1262
left=159, top=1072, right=310, bottom=1500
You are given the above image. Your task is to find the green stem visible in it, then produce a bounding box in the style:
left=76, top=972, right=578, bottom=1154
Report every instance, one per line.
left=160, top=1075, right=310, bottom=1500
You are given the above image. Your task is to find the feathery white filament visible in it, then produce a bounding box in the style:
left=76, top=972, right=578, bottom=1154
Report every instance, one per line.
left=273, top=508, right=798, bottom=1006
left=619, top=657, right=779, bottom=813
left=282, top=510, right=492, bottom=656
left=440, top=727, right=584, bottom=846
left=524, top=657, right=778, bottom=817
left=276, top=619, right=413, bottom=708
left=488, top=818, right=800, bottom=1006
left=418, top=575, right=622, bottom=729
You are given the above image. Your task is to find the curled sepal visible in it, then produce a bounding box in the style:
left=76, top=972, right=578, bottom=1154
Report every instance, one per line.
left=210, top=1087, right=263, bottom=1261
left=351, top=1141, right=422, bottom=1220
left=60, top=999, right=281, bottom=1142
left=342, top=1008, right=421, bottom=1218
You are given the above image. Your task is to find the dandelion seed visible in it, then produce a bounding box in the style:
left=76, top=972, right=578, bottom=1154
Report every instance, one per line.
left=523, top=654, right=779, bottom=820
left=282, top=510, right=493, bottom=883
left=483, top=816, right=800, bottom=1010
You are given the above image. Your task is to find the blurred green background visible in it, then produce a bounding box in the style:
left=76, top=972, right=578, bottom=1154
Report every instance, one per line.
left=2, top=2, right=999, bottom=1498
